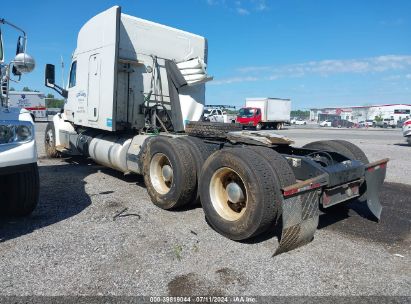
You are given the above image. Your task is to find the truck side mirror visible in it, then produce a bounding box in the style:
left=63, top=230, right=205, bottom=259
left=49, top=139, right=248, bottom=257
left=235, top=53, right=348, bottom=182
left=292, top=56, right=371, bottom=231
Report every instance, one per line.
left=45, top=64, right=55, bottom=86
left=12, top=36, right=25, bottom=76
left=45, top=63, right=68, bottom=98
left=16, top=36, right=24, bottom=54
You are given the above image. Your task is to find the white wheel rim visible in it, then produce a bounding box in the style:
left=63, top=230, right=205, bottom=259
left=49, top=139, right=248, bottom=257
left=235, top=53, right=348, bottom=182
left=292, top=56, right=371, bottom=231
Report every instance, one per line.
left=209, top=167, right=247, bottom=221
left=150, top=153, right=173, bottom=195
left=46, top=129, right=54, bottom=146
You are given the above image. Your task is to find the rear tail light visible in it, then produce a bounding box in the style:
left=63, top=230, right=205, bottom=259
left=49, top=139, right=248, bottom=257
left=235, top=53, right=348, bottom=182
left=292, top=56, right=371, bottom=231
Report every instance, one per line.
left=404, top=120, right=411, bottom=126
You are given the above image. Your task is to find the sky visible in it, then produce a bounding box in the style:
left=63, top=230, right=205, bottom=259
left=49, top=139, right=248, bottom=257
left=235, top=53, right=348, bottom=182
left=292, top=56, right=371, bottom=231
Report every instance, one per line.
left=1, top=0, right=410, bottom=109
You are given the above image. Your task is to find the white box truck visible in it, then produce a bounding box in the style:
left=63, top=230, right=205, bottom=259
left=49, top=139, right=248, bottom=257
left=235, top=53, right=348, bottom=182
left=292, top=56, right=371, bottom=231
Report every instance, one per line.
left=236, top=97, right=291, bottom=130
left=8, top=91, right=47, bottom=120
left=44, top=6, right=388, bottom=255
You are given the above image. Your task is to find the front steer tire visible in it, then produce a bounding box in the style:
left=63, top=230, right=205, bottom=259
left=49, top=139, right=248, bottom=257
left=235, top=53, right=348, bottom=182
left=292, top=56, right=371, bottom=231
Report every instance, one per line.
left=0, top=163, right=40, bottom=217
left=45, top=122, right=60, bottom=158
left=199, top=148, right=284, bottom=241
left=143, top=137, right=197, bottom=210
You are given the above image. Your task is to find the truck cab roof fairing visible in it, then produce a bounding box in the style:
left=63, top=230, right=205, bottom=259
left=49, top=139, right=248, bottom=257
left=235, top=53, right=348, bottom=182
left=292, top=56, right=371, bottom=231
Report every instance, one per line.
left=75, top=6, right=121, bottom=56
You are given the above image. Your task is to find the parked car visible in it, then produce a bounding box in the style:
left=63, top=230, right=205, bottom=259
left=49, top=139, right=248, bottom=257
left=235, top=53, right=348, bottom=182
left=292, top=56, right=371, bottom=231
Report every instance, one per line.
left=320, top=120, right=332, bottom=127
left=331, top=119, right=354, bottom=128
left=402, top=118, right=411, bottom=145
left=365, top=120, right=374, bottom=127
left=359, top=120, right=374, bottom=127
left=203, top=108, right=236, bottom=123
left=294, top=118, right=307, bottom=125
left=375, top=118, right=396, bottom=128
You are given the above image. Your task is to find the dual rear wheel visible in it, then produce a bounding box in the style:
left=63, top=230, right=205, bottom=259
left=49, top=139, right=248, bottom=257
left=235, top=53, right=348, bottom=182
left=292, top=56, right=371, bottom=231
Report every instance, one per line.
left=143, top=136, right=219, bottom=210
left=199, top=147, right=295, bottom=240
left=143, top=136, right=296, bottom=241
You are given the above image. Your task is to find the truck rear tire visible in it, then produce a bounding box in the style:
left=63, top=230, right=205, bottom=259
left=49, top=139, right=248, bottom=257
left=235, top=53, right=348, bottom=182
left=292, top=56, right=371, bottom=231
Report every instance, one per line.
left=143, top=137, right=197, bottom=210
left=302, top=140, right=369, bottom=207
left=0, top=163, right=40, bottom=217
left=303, top=140, right=369, bottom=164
left=245, top=146, right=296, bottom=223
left=185, top=121, right=242, bottom=138
left=45, top=122, right=60, bottom=158
left=330, top=140, right=369, bottom=164
left=247, top=146, right=296, bottom=186
left=175, top=136, right=219, bottom=203
left=199, top=148, right=284, bottom=240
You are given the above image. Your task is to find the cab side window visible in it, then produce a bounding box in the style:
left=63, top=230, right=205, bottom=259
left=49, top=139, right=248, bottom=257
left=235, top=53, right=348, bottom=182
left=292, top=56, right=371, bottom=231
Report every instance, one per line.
left=256, top=109, right=261, bottom=115
left=69, top=61, right=77, bottom=88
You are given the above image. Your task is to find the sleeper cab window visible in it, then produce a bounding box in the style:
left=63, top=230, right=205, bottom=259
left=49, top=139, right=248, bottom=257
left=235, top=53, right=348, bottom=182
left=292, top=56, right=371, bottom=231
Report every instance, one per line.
left=69, top=61, right=77, bottom=88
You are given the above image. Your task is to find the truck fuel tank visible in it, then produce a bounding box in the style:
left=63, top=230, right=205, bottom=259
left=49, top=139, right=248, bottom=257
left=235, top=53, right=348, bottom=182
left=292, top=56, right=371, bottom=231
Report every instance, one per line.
left=88, top=134, right=132, bottom=173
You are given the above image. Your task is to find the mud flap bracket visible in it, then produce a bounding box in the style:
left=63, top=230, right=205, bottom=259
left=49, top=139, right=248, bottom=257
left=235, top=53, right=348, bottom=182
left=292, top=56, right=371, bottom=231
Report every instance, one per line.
left=274, top=188, right=321, bottom=256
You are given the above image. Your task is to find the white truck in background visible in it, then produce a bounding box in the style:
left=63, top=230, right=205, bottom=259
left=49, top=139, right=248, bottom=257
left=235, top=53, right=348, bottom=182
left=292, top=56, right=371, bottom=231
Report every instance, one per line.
left=236, top=97, right=291, bottom=130
left=8, top=91, right=47, bottom=121
left=0, top=18, right=38, bottom=216
left=203, top=105, right=236, bottom=123
left=44, top=6, right=388, bottom=255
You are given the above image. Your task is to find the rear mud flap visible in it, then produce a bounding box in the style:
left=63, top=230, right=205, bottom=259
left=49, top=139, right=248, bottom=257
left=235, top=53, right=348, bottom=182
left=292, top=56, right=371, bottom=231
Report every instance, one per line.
left=274, top=190, right=320, bottom=256
left=364, top=159, right=389, bottom=221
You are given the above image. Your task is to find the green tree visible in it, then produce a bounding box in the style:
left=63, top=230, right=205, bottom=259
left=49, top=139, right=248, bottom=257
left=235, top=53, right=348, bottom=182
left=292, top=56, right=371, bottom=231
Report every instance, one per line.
left=45, top=98, right=65, bottom=109
left=374, top=114, right=383, bottom=122
left=9, top=87, right=15, bottom=91
left=46, top=93, right=55, bottom=98
left=290, top=110, right=310, bottom=119
left=22, top=86, right=32, bottom=92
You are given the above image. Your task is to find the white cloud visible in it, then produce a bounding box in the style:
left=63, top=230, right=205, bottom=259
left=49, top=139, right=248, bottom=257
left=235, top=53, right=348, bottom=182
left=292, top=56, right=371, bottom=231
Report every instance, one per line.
left=236, top=7, right=250, bottom=15
left=243, top=55, right=411, bottom=75
left=380, top=18, right=406, bottom=26
left=205, top=0, right=268, bottom=14
left=254, top=0, right=268, bottom=11
left=210, top=76, right=258, bottom=85
left=212, top=55, right=411, bottom=85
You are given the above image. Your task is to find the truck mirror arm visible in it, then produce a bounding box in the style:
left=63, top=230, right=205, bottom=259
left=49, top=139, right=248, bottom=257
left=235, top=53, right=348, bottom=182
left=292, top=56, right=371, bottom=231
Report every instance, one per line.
left=46, top=80, right=68, bottom=98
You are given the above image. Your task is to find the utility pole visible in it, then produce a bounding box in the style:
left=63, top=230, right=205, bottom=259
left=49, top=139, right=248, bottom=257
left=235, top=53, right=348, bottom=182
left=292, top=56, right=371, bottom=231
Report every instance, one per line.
left=60, top=55, right=65, bottom=88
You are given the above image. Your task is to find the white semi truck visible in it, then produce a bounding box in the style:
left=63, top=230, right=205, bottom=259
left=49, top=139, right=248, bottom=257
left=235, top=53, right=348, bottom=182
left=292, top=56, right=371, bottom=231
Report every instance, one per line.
left=45, top=6, right=388, bottom=254
left=0, top=18, right=38, bottom=216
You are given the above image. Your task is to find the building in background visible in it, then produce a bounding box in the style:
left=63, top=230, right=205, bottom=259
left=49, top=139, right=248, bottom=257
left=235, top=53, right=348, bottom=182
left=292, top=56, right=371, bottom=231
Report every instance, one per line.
left=310, top=104, right=411, bottom=123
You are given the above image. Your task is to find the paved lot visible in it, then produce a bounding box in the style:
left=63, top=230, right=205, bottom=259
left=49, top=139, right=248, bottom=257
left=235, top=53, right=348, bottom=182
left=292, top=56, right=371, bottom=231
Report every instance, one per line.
left=0, top=122, right=409, bottom=296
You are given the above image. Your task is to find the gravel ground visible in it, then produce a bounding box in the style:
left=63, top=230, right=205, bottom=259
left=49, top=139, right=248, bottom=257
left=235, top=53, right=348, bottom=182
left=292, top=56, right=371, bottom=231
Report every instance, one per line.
left=0, top=122, right=409, bottom=296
